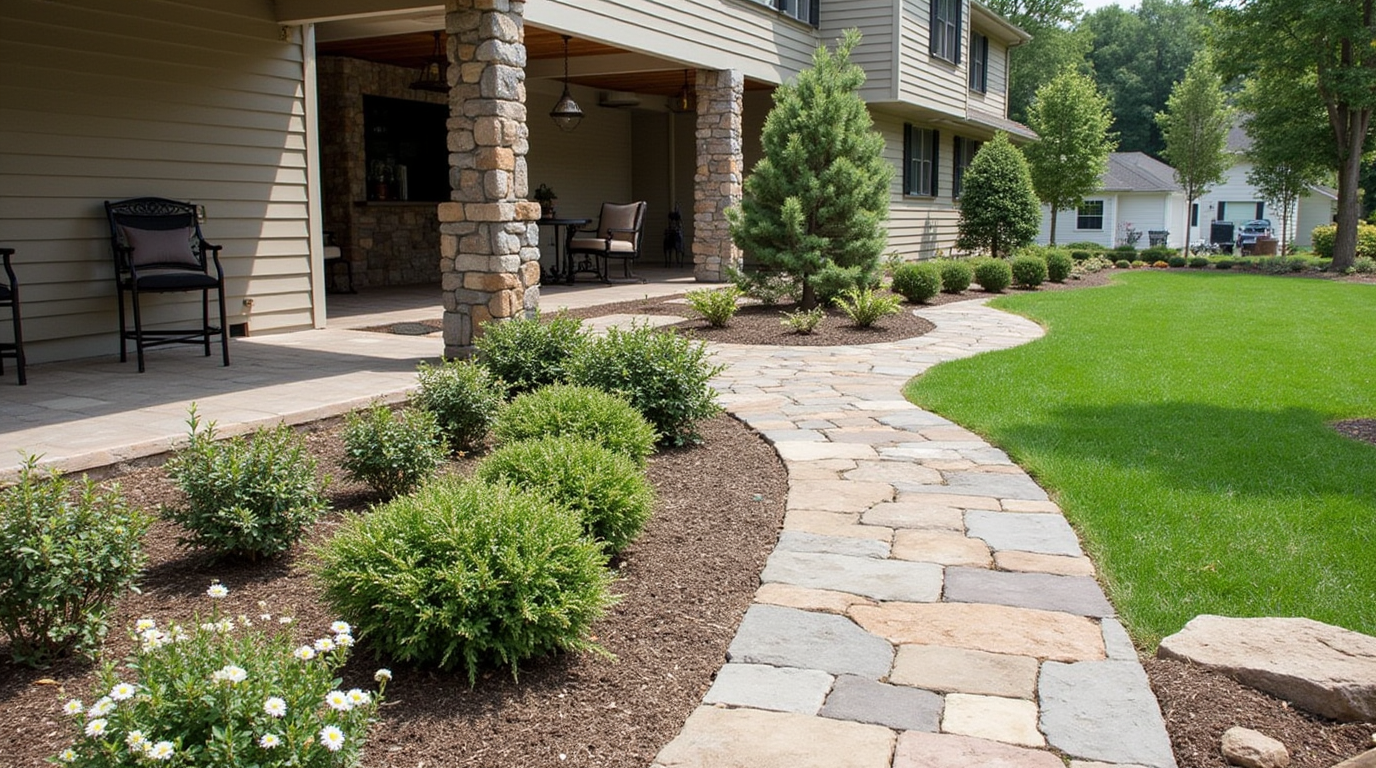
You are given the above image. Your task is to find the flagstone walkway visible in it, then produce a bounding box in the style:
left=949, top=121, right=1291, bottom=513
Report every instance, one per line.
left=652, top=301, right=1177, bottom=768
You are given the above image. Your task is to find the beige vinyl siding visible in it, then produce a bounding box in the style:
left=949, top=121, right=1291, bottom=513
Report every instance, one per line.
left=897, top=0, right=968, bottom=116
left=820, top=0, right=898, bottom=101
left=0, top=0, right=312, bottom=364
left=874, top=112, right=962, bottom=258
left=968, top=31, right=1009, bottom=117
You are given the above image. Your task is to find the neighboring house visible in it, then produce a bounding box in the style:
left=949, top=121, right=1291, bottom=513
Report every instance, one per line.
left=1036, top=152, right=1186, bottom=249
left=1, top=0, right=1031, bottom=364
left=1193, top=125, right=1335, bottom=249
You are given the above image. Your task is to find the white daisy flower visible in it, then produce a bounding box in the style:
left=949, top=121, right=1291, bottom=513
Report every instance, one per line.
left=146, top=741, right=175, bottom=761
left=278, top=616, right=294, bottom=625
left=313, top=637, right=335, bottom=653
left=214, top=618, right=235, bottom=633
left=212, top=664, right=248, bottom=684
left=346, top=688, right=371, bottom=707
left=62, top=699, right=83, bottom=716
left=324, top=690, right=352, bottom=711
left=206, top=582, right=229, bottom=599
left=374, top=668, right=393, bottom=682
left=109, top=682, right=136, bottom=701
left=140, top=628, right=170, bottom=651
left=88, top=697, right=115, bottom=718
left=135, top=619, right=157, bottom=632
left=125, top=730, right=148, bottom=750
left=319, top=725, right=345, bottom=752
left=258, top=733, right=281, bottom=749
left=334, top=633, right=354, bottom=648
left=292, top=645, right=316, bottom=661
left=84, top=718, right=109, bottom=737
left=330, top=621, right=352, bottom=635
left=58, top=748, right=77, bottom=763
left=263, top=697, right=287, bottom=718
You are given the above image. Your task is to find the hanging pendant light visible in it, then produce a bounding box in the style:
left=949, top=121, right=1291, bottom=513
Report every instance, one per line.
left=550, top=35, right=583, bottom=132
left=668, top=69, right=696, bottom=114
left=410, top=31, right=448, bottom=93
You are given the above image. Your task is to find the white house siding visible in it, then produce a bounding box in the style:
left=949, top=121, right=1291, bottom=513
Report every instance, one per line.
left=1038, top=196, right=1117, bottom=249
left=1117, top=193, right=1178, bottom=247
left=0, top=0, right=313, bottom=364
left=1296, top=191, right=1335, bottom=247
left=820, top=0, right=898, bottom=101
left=898, top=0, right=969, bottom=116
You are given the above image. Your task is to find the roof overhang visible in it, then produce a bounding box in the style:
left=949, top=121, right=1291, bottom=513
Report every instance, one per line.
left=970, top=1, right=1033, bottom=46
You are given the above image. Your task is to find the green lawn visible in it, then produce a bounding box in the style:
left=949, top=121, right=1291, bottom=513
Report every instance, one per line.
left=906, top=271, right=1376, bottom=646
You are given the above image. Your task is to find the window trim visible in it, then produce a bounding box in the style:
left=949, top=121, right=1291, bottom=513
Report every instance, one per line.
left=969, top=31, right=988, bottom=93
left=904, top=124, right=940, bottom=197
left=769, top=0, right=819, bottom=26
left=1077, top=200, right=1106, bottom=231
left=930, top=0, right=962, bottom=64
left=953, top=137, right=980, bottom=200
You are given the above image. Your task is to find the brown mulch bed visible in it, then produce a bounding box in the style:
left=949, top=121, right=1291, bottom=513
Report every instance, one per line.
left=1334, top=419, right=1376, bottom=448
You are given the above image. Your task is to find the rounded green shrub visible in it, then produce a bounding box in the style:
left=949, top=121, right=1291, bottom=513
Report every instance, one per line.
left=685, top=285, right=744, bottom=328
left=1131, top=260, right=1148, bottom=268
left=342, top=403, right=446, bottom=497
left=973, top=258, right=1013, bottom=292
left=1188, top=256, right=1210, bottom=268
left=413, top=358, right=505, bottom=452
left=492, top=384, right=657, bottom=466
left=569, top=324, right=724, bottom=447
left=314, top=478, right=615, bottom=683
left=1214, top=258, right=1234, bottom=270
left=164, top=408, right=327, bottom=561
left=890, top=262, right=942, bottom=303
left=1045, top=250, right=1073, bottom=283
left=477, top=436, right=654, bottom=555
left=1114, top=259, right=1132, bottom=269
left=937, top=259, right=974, bottom=293
left=1070, top=250, right=1091, bottom=262
left=0, top=457, right=150, bottom=666
left=1167, top=255, right=1188, bottom=268
left=1010, top=255, right=1047, bottom=288
left=1142, top=246, right=1174, bottom=262
left=475, top=313, right=588, bottom=396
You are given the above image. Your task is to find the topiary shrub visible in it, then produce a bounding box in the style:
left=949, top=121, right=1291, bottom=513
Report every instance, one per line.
left=1167, top=255, right=1188, bottom=268
left=1114, top=259, right=1132, bottom=269
left=164, top=408, right=327, bottom=561
left=342, top=403, right=446, bottom=497
left=0, top=457, right=149, bottom=666
left=685, top=285, right=744, bottom=328
left=1188, top=256, right=1210, bottom=268
left=1045, top=250, right=1073, bottom=283
left=937, top=259, right=974, bottom=293
left=413, top=358, right=505, bottom=452
left=1010, top=255, right=1048, bottom=288
left=890, top=261, right=942, bottom=303
left=492, top=384, right=658, bottom=466
left=476, top=436, right=654, bottom=555
left=314, top=478, right=615, bottom=684
left=973, top=258, right=1013, bottom=292
left=569, top=324, right=724, bottom=446
left=474, top=313, right=587, bottom=397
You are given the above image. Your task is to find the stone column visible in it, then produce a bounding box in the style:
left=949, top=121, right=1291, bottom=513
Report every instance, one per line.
left=439, top=0, right=541, bottom=359
left=692, top=68, right=745, bottom=282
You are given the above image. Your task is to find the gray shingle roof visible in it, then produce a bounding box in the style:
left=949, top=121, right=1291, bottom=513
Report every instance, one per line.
left=1100, top=152, right=1180, bottom=192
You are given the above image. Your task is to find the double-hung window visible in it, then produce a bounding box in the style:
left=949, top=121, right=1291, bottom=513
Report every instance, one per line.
left=930, top=0, right=962, bottom=63
left=904, top=125, right=939, bottom=197
left=969, top=32, right=989, bottom=92
left=772, top=0, right=820, bottom=26
left=1077, top=200, right=1105, bottom=230
left=952, top=137, right=980, bottom=199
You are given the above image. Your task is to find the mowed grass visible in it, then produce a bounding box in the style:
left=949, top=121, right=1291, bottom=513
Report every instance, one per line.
left=905, top=271, right=1376, bottom=646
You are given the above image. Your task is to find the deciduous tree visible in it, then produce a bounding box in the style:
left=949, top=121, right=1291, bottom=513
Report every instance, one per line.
left=1238, top=75, right=1331, bottom=255
left=957, top=132, right=1042, bottom=258
left=1024, top=68, right=1117, bottom=244
left=1156, top=52, right=1232, bottom=255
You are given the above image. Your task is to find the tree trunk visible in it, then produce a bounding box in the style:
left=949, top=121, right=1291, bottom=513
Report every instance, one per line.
left=1182, top=194, right=1194, bottom=258
left=1049, top=207, right=1059, bottom=246
left=800, top=279, right=817, bottom=311
left=1332, top=112, right=1368, bottom=271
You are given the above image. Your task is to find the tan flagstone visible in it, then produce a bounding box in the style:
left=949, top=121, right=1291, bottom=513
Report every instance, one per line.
left=1000, top=499, right=1063, bottom=513
left=995, top=550, right=1096, bottom=577
left=890, top=492, right=1002, bottom=510
left=891, top=530, right=993, bottom=567
left=788, top=479, right=893, bottom=512
left=942, top=694, right=1045, bottom=747
left=754, top=583, right=879, bottom=615
left=862, top=502, right=964, bottom=531
left=652, top=706, right=896, bottom=768
left=784, top=510, right=893, bottom=542
left=894, top=732, right=1064, bottom=768
left=891, top=644, right=1039, bottom=699
left=850, top=602, right=1105, bottom=663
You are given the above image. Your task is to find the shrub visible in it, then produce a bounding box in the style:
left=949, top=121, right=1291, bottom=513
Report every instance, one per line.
left=1131, top=260, right=1148, bottom=269
left=1010, top=255, right=1048, bottom=288
left=811, top=263, right=878, bottom=307
left=314, top=478, right=614, bottom=683
left=890, top=262, right=942, bottom=303
left=1142, top=246, right=1174, bottom=262
left=569, top=324, right=724, bottom=446
left=1167, top=255, right=1188, bottom=268
left=53, top=585, right=385, bottom=767
left=937, top=259, right=974, bottom=293
left=780, top=307, right=825, bottom=334
left=477, top=436, right=654, bottom=555
left=164, top=409, right=327, bottom=561
left=1074, top=255, right=1115, bottom=275
left=492, top=384, right=657, bottom=466
left=1312, top=223, right=1376, bottom=260
left=729, top=268, right=796, bottom=306
left=1113, top=244, right=1138, bottom=254
left=1070, top=250, right=1091, bottom=262
left=1189, top=256, right=1210, bottom=268
left=1352, top=256, right=1376, bottom=274
left=835, top=287, right=904, bottom=327
left=341, top=403, right=445, bottom=497
left=685, top=285, right=744, bottom=328
left=1045, top=250, right=1073, bottom=283
left=973, top=258, right=1013, bottom=292
left=413, top=358, right=505, bottom=452
left=1214, top=258, right=1235, bottom=270
left=1114, top=259, right=1132, bottom=269
left=474, top=313, right=587, bottom=396
left=0, top=457, right=149, bottom=666
left=1152, top=260, right=1170, bottom=269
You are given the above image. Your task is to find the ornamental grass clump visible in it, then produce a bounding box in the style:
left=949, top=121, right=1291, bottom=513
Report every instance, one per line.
left=569, top=324, right=724, bottom=447
left=684, top=285, right=744, bottom=328
left=890, top=262, right=942, bottom=303
left=492, top=384, right=657, bottom=466
left=341, top=403, right=445, bottom=497
left=1010, top=255, right=1048, bottom=288
left=477, top=436, right=654, bottom=555
left=52, top=583, right=386, bottom=768
left=413, top=358, right=505, bottom=452
left=834, top=287, right=903, bottom=327
left=474, top=313, right=588, bottom=396
left=936, top=259, right=974, bottom=293
left=164, top=408, right=327, bottom=561
left=973, top=258, right=1013, bottom=292
left=314, top=478, right=615, bottom=684
left=0, top=457, right=149, bottom=667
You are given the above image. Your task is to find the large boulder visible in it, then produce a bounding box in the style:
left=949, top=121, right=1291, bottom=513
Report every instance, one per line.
left=1157, top=615, right=1376, bottom=722
left=1220, top=726, right=1289, bottom=768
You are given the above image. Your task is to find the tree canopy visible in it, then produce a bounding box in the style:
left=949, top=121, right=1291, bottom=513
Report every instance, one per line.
left=1157, top=52, right=1232, bottom=252
left=1238, top=74, right=1332, bottom=255
left=985, top=0, right=1093, bottom=123
left=1024, top=68, right=1117, bottom=245
left=957, top=133, right=1042, bottom=258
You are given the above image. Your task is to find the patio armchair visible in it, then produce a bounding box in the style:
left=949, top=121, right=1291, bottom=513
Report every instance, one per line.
left=567, top=201, right=648, bottom=283
left=105, top=197, right=229, bottom=372
left=0, top=247, right=25, bottom=384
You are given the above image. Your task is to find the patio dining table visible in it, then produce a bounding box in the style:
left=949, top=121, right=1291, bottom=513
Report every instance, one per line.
left=537, top=217, right=593, bottom=284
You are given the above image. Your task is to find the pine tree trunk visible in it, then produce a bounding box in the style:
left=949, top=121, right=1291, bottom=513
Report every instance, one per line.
left=800, top=280, right=817, bottom=311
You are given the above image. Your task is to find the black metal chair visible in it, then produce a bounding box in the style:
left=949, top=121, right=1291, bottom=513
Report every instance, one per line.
left=105, top=198, right=229, bottom=372
left=568, top=201, right=648, bottom=283
left=0, top=247, right=26, bottom=385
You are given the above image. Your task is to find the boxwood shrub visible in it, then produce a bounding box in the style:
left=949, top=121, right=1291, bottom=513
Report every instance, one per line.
left=475, top=313, right=588, bottom=397
left=1045, top=250, right=1073, bottom=283
left=492, top=384, right=657, bottom=466
left=973, top=258, right=1013, bottom=293
left=890, top=261, right=942, bottom=303
left=1010, top=255, right=1047, bottom=288
left=936, top=259, right=974, bottom=293
left=413, top=358, right=505, bottom=452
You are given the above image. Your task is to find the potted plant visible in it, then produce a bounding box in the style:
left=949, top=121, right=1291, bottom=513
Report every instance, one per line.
left=533, top=184, right=557, bottom=219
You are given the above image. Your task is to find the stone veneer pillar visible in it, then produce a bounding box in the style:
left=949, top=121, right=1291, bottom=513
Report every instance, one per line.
left=693, top=69, right=745, bottom=282
left=439, top=0, right=541, bottom=358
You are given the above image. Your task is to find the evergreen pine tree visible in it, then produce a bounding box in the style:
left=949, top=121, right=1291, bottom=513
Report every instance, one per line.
left=956, top=132, right=1041, bottom=258
left=728, top=29, right=892, bottom=309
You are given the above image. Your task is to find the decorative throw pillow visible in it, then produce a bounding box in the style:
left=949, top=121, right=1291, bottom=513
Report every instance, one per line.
left=121, top=225, right=199, bottom=268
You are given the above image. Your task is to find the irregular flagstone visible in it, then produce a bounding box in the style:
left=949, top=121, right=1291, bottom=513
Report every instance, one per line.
left=820, top=674, right=942, bottom=731
left=786, top=458, right=858, bottom=479
left=652, top=706, right=896, bottom=768
left=762, top=429, right=825, bottom=443
left=1157, top=615, right=1376, bottom=722
left=826, top=429, right=912, bottom=444
left=1101, top=618, right=1138, bottom=661
left=942, top=693, right=1045, bottom=747
left=889, top=491, right=1001, bottom=510
left=903, top=471, right=1049, bottom=500
left=879, top=410, right=959, bottom=428
left=862, top=501, right=964, bottom=531
left=703, top=663, right=834, bottom=714
left=776, top=531, right=890, bottom=559
left=842, top=461, right=944, bottom=484
left=784, top=509, right=893, bottom=542
left=787, top=479, right=893, bottom=512
left=966, top=510, right=1083, bottom=557
left=894, top=732, right=1065, bottom=768
left=850, top=602, right=1105, bottom=663
left=727, top=604, right=894, bottom=679
left=995, top=550, right=1096, bottom=577
left=944, top=567, right=1114, bottom=618
left=754, top=583, right=877, bottom=615
left=891, top=529, right=993, bottom=567
left=1039, top=660, right=1178, bottom=768
left=1001, top=499, right=1062, bottom=513
left=762, top=550, right=943, bottom=602
left=774, top=441, right=879, bottom=462
left=891, top=644, right=1040, bottom=699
